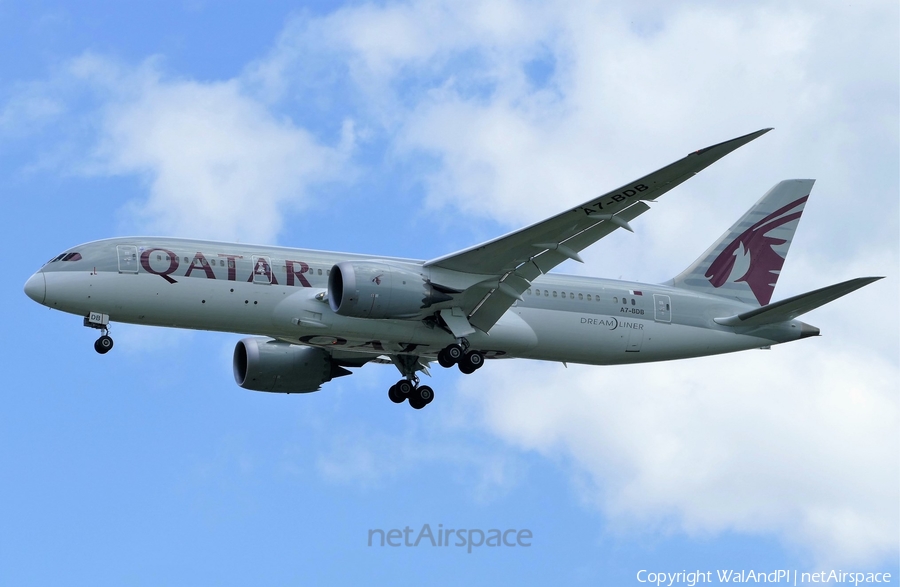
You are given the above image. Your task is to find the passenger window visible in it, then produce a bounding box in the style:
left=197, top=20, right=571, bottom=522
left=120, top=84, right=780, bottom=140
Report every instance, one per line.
left=318, top=269, right=323, bottom=275
left=544, top=290, right=548, bottom=296
left=553, top=291, right=557, bottom=297
left=587, top=294, right=591, bottom=301
left=613, top=297, right=618, bottom=303
left=631, top=299, right=636, bottom=306
left=578, top=293, right=583, bottom=300
left=157, top=255, right=162, bottom=261
left=570, top=293, right=574, bottom=299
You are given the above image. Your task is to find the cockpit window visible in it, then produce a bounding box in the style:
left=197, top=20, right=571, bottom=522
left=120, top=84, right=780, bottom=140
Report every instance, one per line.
left=47, top=252, right=83, bottom=264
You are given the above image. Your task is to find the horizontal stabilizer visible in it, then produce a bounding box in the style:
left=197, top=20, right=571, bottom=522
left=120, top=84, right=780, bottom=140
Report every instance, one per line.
left=714, top=277, right=883, bottom=327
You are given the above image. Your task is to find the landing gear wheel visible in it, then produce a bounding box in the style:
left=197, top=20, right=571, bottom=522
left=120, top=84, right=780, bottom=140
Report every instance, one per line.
left=388, top=385, right=405, bottom=404
left=437, top=349, right=455, bottom=368
left=465, top=351, right=484, bottom=369
left=446, top=344, right=463, bottom=362
left=94, top=335, right=114, bottom=355
left=395, top=379, right=414, bottom=397
left=458, top=350, right=483, bottom=374
left=416, top=385, right=434, bottom=406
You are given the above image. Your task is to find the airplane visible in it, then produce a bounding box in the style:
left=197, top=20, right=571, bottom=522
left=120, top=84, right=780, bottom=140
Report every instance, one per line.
left=23, top=128, right=882, bottom=409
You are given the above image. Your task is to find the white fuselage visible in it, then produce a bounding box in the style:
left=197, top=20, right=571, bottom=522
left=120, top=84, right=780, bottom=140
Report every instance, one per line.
left=27, top=237, right=806, bottom=366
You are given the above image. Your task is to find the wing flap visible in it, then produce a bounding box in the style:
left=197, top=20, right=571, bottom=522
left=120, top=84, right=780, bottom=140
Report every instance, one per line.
left=469, top=288, right=528, bottom=333
left=465, top=202, right=653, bottom=331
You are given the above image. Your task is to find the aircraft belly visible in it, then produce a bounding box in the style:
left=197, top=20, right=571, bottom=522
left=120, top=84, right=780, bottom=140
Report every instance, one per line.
left=516, top=307, right=628, bottom=363
left=612, top=324, right=776, bottom=364
left=517, top=307, right=779, bottom=365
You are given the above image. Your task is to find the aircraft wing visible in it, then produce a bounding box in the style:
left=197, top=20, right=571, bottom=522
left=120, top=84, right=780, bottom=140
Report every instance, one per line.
left=425, top=128, right=772, bottom=333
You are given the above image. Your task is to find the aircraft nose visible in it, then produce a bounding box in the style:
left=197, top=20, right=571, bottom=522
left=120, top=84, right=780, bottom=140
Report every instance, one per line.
left=24, top=272, right=46, bottom=304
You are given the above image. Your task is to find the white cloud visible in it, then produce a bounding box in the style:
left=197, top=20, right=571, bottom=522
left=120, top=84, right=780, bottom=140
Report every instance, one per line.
left=254, top=2, right=829, bottom=224
left=79, top=55, right=353, bottom=243
left=456, top=342, right=898, bottom=566
left=7, top=53, right=355, bottom=243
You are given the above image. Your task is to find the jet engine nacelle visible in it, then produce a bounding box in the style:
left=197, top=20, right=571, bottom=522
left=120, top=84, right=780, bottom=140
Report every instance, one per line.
left=328, top=261, right=449, bottom=319
left=233, top=338, right=349, bottom=393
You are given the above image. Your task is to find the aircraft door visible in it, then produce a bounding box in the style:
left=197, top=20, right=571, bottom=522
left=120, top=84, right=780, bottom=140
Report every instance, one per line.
left=117, top=245, right=138, bottom=274
left=654, top=294, right=671, bottom=322
left=251, top=256, right=273, bottom=284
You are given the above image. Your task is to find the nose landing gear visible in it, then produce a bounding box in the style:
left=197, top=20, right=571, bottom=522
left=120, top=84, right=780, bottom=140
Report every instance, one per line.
left=93, top=334, right=114, bottom=354
left=84, top=312, right=113, bottom=354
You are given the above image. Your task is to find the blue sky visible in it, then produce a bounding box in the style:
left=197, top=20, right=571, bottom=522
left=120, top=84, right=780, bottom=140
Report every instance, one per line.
left=2, top=1, right=898, bottom=585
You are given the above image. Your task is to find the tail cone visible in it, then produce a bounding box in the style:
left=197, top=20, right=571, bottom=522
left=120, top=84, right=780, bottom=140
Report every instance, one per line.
left=800, top=322, right=820, bottom=338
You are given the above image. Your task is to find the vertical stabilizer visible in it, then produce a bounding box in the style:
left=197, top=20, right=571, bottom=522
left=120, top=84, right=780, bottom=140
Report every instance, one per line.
left=668, top=179, right=814, bottom=306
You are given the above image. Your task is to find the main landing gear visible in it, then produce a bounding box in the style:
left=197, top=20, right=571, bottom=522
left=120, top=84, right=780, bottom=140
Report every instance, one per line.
left=388, top=377, right=434, bottom=410
left=386, top=341, right=484, bottom=410
left=437, top=343, right=484, bottom=375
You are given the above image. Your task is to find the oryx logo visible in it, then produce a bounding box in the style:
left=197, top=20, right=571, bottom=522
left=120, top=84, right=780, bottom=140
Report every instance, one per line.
left=706, top=196, right=807, bottom=305
left=372, top=274, right=383, bottom=285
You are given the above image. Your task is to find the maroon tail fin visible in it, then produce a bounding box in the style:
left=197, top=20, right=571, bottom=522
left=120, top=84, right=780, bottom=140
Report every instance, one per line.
left=668, top=179, right=813, bottom=306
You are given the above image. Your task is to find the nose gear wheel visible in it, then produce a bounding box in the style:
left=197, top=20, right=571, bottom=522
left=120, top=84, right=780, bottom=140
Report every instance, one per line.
left=94, top=334, right=114, bottom=354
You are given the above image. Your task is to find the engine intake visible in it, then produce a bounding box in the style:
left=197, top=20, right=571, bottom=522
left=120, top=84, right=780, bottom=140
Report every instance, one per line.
left=329, top=261, right=449, bottom=319
left=233, top=338, right=350, bottom=393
